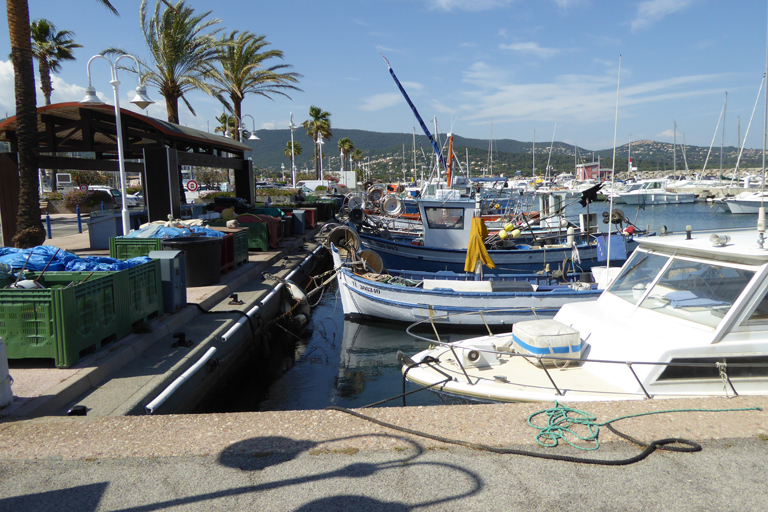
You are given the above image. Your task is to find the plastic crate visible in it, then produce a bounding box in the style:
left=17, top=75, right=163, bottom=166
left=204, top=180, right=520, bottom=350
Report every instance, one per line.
left=219, top=232, right=235, bottom=273
left=116, top=260, right=163, bottom=329
left=303, top=207, right=317, bottom=229
left=109, top=237, right=164, bottom=260
left=209, top=220, right=269, bottom=251
left=211, top=227, right=249, bottom=266
left=0, top=271, right=126, bottom=367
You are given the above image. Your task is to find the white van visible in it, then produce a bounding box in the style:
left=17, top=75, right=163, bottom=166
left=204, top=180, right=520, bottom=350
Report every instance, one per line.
left=88, top=185, right=140, bottom=207
left=295, top=180, right=332, bottom=191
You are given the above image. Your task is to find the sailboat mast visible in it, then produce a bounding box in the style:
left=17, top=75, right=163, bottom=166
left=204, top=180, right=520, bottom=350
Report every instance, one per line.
left=673, top=122, right=677, bottom=177
left=720, top=91, right=727, bottom=177
left=532, top=129, right=536, bottom=177
left=628, top=134, right=632, bottom=175
left=607, top=55, right=622, bottom=269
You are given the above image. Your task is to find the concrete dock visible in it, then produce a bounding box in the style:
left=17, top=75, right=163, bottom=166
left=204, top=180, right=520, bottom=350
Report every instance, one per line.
left=1, top=216, right=768, bottom=511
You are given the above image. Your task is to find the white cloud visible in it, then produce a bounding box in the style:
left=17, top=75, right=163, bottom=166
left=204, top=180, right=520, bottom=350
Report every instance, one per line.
left=428, top=0, right=514, bottom=11
left=0, top=60, right=16, bottom=116
left=659, top=129, right=675, bottom=138
left=457, top=61, right=727, bottom=133
left=631, top=0, right=697, bottom=32
left=499, top=42, right=561, bottom=58
left=359, top=92, right=407, bottom=112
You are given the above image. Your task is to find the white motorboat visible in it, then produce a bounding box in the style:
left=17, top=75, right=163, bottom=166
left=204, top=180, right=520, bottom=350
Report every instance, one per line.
left=618, top=179, right=696, bottom=205
left=402, top=227, right=768, bottom=403
left=724, top=191, right=768, bottom=214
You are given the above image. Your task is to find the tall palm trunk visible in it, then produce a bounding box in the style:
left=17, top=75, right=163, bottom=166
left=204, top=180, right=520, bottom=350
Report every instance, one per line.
left=232, top=96, right=242, bottom=142
left=7, top=0, right=45, bottom=247
left=37, top=58, right=53, bottom=105
left=165, top=95, right=180, bottom=124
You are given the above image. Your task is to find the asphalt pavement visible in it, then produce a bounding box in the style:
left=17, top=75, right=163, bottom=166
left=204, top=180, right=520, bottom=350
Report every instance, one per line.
left=0, top=433, right=765, bottom=511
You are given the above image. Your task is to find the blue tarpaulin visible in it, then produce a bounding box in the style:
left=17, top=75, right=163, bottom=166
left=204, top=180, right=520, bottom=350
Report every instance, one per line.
left=121, top=225, right=225, bottom=239
left=0, top=246, right=153, bottom=273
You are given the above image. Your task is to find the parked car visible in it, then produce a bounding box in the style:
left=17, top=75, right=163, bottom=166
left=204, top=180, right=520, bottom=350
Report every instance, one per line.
left=88, top=186, right=141, bottom=208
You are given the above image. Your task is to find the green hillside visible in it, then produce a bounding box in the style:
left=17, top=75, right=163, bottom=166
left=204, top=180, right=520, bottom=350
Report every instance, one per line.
left=244, top=128, right=757, bottom=179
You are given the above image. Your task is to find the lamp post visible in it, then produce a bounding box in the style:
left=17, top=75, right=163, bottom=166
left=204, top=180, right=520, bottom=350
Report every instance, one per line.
left=281, top=163, right=285, bottom=181
left=316, top=134, right=324, bottom=180
left=80, top=54, right=153, bottom=236
left=289, top=113, right=297, bottom=188
left=223, top=114, right=259, bottom=142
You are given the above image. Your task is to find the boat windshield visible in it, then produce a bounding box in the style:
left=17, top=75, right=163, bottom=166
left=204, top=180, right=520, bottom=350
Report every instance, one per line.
left=608, top=250, right=755, bottom=327
left=423, top=207, right=465, bottom=230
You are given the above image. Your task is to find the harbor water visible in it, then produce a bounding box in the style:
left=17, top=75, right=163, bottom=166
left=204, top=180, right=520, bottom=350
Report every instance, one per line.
left=240, top=200, right=762, bottom=412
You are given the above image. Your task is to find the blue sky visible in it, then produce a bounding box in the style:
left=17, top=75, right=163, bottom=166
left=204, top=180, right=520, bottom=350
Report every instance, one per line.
left=2, top=0, right=768, bottom=151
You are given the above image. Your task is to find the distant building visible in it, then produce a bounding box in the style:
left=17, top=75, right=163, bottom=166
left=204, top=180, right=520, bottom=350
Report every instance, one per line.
left=576, top=162, right=611, bottom=181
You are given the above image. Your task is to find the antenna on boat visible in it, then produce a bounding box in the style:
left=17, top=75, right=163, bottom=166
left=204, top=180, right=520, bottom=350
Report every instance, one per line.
left=607, top=55, right=622, bottom=269
left=760, top=3, right=768, bottom=248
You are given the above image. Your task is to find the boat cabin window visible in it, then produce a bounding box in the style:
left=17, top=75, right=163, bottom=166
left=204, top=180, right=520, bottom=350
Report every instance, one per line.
left=423, top=207, right=465, bottom=230
left=607, top=251, right=671, bottom=305
left=609, top=251, right=755, bottom=327
left=741, top=285, right=768, bottom=325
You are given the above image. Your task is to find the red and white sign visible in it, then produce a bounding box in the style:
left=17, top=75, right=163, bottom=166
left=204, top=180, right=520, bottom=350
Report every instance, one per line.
left=79, top=185, right=88, bottom=191
left=186, top=180, right=199, bottom=192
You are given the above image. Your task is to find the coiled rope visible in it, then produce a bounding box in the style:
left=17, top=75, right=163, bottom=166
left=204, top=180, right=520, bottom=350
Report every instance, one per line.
left=527, top=401, right=761, bottom=451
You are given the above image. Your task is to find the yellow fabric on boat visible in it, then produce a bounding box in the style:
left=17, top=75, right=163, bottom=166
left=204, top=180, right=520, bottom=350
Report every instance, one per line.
left=464, top=216, right=496, bottom=272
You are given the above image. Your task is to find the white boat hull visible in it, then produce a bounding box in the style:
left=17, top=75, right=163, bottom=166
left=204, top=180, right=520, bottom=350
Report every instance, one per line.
left=620, top=192, right=696, bottom=205
left=336, top=267, right=600, bottom=326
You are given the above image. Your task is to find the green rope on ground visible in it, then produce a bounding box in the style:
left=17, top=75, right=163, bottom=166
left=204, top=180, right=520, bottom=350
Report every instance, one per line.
left=528, top=402, right=763, bottom=451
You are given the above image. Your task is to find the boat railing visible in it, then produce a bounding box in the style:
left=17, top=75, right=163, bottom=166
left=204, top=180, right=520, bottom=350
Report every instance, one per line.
left=404, top=309, right=767, bottom=399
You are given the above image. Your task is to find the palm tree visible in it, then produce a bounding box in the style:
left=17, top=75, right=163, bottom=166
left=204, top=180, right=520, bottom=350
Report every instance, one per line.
left=338, top=137, right=354, bottom=173
left=30, top=19, right=81, bottom=105
left=209, top=30, right=302, bottom=141
left=108, top=0, right=222, bottom=124
left=6, top=0, right=117, bottom=248
left=213, top=111, right=237, bottom=137
left=284, top=140, right=302, bottom=164
left=301, top=105, right=331, bottom=179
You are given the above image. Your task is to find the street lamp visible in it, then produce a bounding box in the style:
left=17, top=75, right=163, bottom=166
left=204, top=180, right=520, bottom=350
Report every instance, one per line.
left=316, top=134, right=324, bottom=180
left=289, top=112, right=297, bottom=188
left=224, top=114, right=259, bottom=141
left=281, top=163, right=285, bottom=181
left=80, top=54, right=153, bottom=236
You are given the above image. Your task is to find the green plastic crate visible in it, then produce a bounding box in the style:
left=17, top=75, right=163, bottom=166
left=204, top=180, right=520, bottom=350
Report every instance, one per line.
left=116, top=260, right=163, bottom=329
left=233, top=229, right=248, bottom=266
left=209, top=220, right=269, bottom=251
left=0, top=271, right=126, bottom=367
left=109, top=237, right=164, bottom=260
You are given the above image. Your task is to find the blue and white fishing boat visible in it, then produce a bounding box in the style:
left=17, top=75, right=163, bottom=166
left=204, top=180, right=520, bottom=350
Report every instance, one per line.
left=331, top=244, right=600, bottom=327
left=358, top=197, right=636, bottom=273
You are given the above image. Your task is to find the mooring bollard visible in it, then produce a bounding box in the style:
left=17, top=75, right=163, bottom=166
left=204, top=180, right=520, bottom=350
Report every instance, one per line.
left=101, top=201, right=105, bottom=211
left=76, top=205, right=82, bottom=233
left=45, top=212, right=52, bottom=239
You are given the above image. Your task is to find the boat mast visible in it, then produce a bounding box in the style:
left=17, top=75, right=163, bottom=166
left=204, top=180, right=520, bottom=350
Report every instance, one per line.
left=532, top=129, right=536, bottom=178
left=546, top=123, right=556, bottom=181
left=628, top=134, right=631, bottom=176
left=701, top=93, right=726, bottom=179
left=488, top=118, right=493, bottom=177
left=673, top=122, right=677, bottom=178
left=761, top=0, right=768, bottom=246
left=607, top=55, right=622, bottom=270
left=720, top=91, right=727, bottom=178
